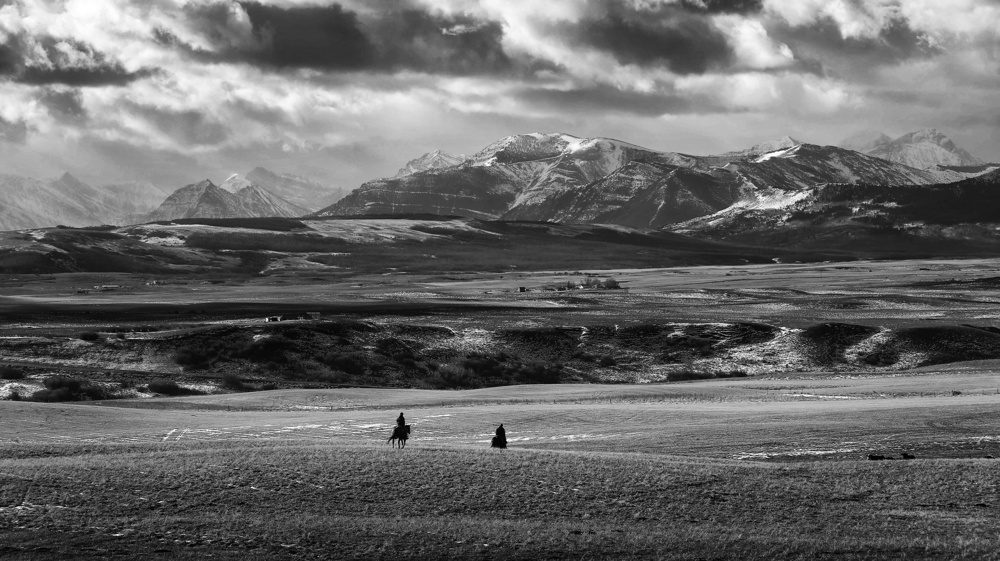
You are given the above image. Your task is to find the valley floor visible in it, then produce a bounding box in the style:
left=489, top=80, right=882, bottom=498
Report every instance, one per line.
left=4, top=258, right=1000, bottom=558
left=3, top=380, right=1000, bottom=559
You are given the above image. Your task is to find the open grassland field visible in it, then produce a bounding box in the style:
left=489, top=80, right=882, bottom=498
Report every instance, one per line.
left=4, top=384, right=1000, bottom=559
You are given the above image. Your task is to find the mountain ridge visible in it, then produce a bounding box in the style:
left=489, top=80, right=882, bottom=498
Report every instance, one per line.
left=318, top=132, right=976, bottom=229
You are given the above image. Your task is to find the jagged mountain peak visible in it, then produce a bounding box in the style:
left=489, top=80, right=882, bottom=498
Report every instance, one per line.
left=220, top=173, right=254, bottom=193
left=394, top=149, right=468, bottom=178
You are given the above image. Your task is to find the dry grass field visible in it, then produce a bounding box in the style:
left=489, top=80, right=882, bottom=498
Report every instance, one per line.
left=4, top=378, right=1000, bottom=559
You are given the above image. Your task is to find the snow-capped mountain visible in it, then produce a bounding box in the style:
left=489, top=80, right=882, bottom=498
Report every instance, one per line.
left=317, top=132, right=973, bottom=229
left=668, top=167, right=1000, bottom=250
left=394, top=150, right=467, bottom=178
left=141, top=178, right=307, bottom=222
left=840, top=128, right=983, bottom=169
left=219, top=174, right=254, bottom=194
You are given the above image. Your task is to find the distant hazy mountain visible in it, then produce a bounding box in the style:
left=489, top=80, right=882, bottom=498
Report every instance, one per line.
left=839, top=130, right=892, bottom=153
left=393, top=150, right=467, bottom=178
left=0, top=172, right=170, bottom=230
left=141, top=178, right=307, bottom=222
left=840, top=128, right=982, bottom=168
left=244, top=167, right=348, bottom=212
left=317, top=132, right=969, bottom=229
left=99, top=181, right=173, bottom=220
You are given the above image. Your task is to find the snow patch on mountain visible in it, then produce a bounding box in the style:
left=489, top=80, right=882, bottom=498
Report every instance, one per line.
left=220, top=174, right=254, bottom=193
left=729, top=136, right=803, bottom=157
left=755, top=144, right=801, bottom=163
left=394, top=150, right=468, bottom=178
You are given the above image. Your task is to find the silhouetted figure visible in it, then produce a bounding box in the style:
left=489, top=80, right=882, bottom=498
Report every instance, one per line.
left=388, top=424, right=410, bottom=448
left=491, top=423, right=507, bottom=449
left=396, top=412, right=405, bottom=427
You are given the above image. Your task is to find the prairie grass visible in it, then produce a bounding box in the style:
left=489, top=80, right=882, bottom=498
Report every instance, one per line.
left=1, top=441, right=998, bottom=559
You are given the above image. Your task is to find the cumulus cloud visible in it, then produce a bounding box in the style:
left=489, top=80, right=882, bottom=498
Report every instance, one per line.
left=0, top=0, right=996, bottom=188
left=0, top=33, right=156, bottom=86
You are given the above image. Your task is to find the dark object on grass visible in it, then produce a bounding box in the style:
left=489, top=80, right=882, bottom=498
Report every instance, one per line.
left=867, top=454, right=886, bottom=461
left=492, top=423, right=507, bottom=449
left=901, top=452, right=916, bottom=460
left=388, top=424, right=410, bottom=448
left=79, top=331, right=100, bottom=342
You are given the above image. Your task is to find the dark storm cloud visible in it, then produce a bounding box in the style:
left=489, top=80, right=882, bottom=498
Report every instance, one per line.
left=37, top=88, right=88, bottom=124
left=0, top=116, right=28, bottom=144
left=769, top=16, right=940, bottom=77
left=679, top=0, right=763, bottom=14
left=237, top=2, right=374, bottom=69
left=561, top=2, right=734, bottom=74
left=125, top=103, right=230, bottom=146
left=518, top=84, right=725, bottom=116
left=169, top=2, right=545, bottom=76
left=364, top=9, right=513, bottom=75
left=0, top=34, right=156, bottom=87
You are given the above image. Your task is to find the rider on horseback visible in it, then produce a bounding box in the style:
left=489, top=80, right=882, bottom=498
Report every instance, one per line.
left=396, top=412, right=405, bottom=427
left=492, top=423, right=507, bottom=449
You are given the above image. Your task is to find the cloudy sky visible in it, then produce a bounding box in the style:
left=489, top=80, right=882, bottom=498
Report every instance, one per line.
left=0, top=0, right=998, bottom=189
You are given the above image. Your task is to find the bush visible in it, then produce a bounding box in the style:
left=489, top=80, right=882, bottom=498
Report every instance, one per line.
left=173, top=342, right=226, bottom=370
left=0, top=366, right=25, bottom=380
left=513, top=362, right=562, bottom=384
left=79, top=331, right=100, bottom=342
left=322, top=351, right=367, bottom=376
left=239, top=335, right=295, bottom=364
left=667, top=368, right=746, bottom=382
left=220, top=373, right=249, bottom=391
left=9, top=390, right=20, bottom=401
left=31, top=376, right=110, bottom=402
left=147, top=379, right=197, bottom=396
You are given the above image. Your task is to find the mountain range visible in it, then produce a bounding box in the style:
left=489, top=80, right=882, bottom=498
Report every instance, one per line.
left=0, top=167, right=347, bottom=230
left=318, top=130, right=989, bottom=230
left=0, top=129, right=992, bottom=235
left=142, top=177, right=308, bottom=222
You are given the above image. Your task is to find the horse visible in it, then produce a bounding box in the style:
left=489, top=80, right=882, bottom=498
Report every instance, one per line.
left=388, top=424, right=411, bottom=448
left=491, top=435, right=507, bottom=449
